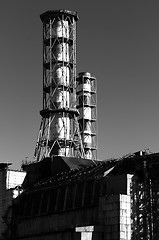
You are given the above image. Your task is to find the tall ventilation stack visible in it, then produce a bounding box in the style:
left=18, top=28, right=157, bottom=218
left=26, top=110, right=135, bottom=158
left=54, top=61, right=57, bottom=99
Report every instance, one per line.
left=34, top=10, right=84, bottom=161
left=76, top=72, right=97, bottom=160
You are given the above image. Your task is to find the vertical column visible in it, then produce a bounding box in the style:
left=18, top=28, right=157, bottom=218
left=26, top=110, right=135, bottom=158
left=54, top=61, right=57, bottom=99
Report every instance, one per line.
left=33, top=10, right=84, bottom=161
left=46, top=15, right=71, bottom=156
left=76, top=72, right=97, bottom=160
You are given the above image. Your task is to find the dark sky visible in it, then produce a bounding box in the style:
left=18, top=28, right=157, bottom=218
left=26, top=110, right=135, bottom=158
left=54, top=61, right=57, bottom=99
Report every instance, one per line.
left=1, top=1, right=159, bottom=169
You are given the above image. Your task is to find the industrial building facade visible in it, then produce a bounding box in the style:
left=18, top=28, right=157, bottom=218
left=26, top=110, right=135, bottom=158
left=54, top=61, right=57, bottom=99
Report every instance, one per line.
left=5, top=152, right=159, bottom=240
left=8, top=156, right=132, bottom=240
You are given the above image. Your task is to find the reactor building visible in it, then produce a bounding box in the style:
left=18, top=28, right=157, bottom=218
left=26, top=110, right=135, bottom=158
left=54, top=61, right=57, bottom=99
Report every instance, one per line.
left=1, top=9, right=159, bottom=240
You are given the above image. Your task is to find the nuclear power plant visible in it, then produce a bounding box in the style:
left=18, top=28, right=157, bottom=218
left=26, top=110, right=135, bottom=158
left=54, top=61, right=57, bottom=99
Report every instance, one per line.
left=1, top=9, right=159, bottom=240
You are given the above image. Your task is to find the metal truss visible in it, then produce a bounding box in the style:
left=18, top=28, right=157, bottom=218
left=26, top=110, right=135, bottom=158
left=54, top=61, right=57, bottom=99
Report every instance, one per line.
left=76, top=73, right=97, bottom=160
left=131, top=159, right=159, bottom=240
left=33, top=10, right=85, bottom=161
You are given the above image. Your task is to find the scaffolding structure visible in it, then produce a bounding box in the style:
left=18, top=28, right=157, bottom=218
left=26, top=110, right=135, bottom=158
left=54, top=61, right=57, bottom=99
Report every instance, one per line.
left=130, top=157, right=159, bottom=240
left=33, top=10, right=85, bottom=161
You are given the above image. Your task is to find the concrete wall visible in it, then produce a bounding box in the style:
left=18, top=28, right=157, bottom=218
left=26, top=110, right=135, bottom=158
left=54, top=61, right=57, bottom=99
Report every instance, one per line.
left=10, top=173, right=132, bottom=240
left=99, top=194, right=131, bottom=240
left=119, top=195, right=131, bottom=240
left=98, top=174, right=132, bottom=240
left=0, top=168, right=26, bottom=240
left=6, top=170, right=26, bottom=189
left=15, top=207, right=99, bottom=239
left=15, top=192, right=131, bottom=240
left=0, top=169, right=12, bottom=240
left=105, top=174, right=132, bottom=195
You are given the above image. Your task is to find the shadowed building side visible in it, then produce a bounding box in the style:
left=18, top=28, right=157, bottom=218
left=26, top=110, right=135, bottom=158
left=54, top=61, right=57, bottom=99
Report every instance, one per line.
left=0, top=164, right=26, bottom=240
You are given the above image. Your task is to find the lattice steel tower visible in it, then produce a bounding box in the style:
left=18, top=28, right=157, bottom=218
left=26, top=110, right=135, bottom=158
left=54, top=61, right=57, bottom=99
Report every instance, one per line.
left=34, top=10, right=84, bottom=161
left=76, top=72, right=97, bottom=160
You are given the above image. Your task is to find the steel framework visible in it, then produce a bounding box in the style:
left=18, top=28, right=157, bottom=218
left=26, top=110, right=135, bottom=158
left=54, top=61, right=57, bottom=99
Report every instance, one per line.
left=76, top=72, right=97, bottom=160
left=34, top=10, right=84, bottom=161
left=131, top=159, right=159, bottom=240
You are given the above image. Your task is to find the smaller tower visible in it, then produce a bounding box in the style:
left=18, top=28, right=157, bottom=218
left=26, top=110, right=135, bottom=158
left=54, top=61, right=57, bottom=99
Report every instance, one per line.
left=76, top=72, right=97, bottom=160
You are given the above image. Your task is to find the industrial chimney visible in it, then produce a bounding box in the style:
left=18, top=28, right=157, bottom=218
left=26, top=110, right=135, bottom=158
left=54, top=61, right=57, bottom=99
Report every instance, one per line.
left=34, top=10, right=85, bottom=161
